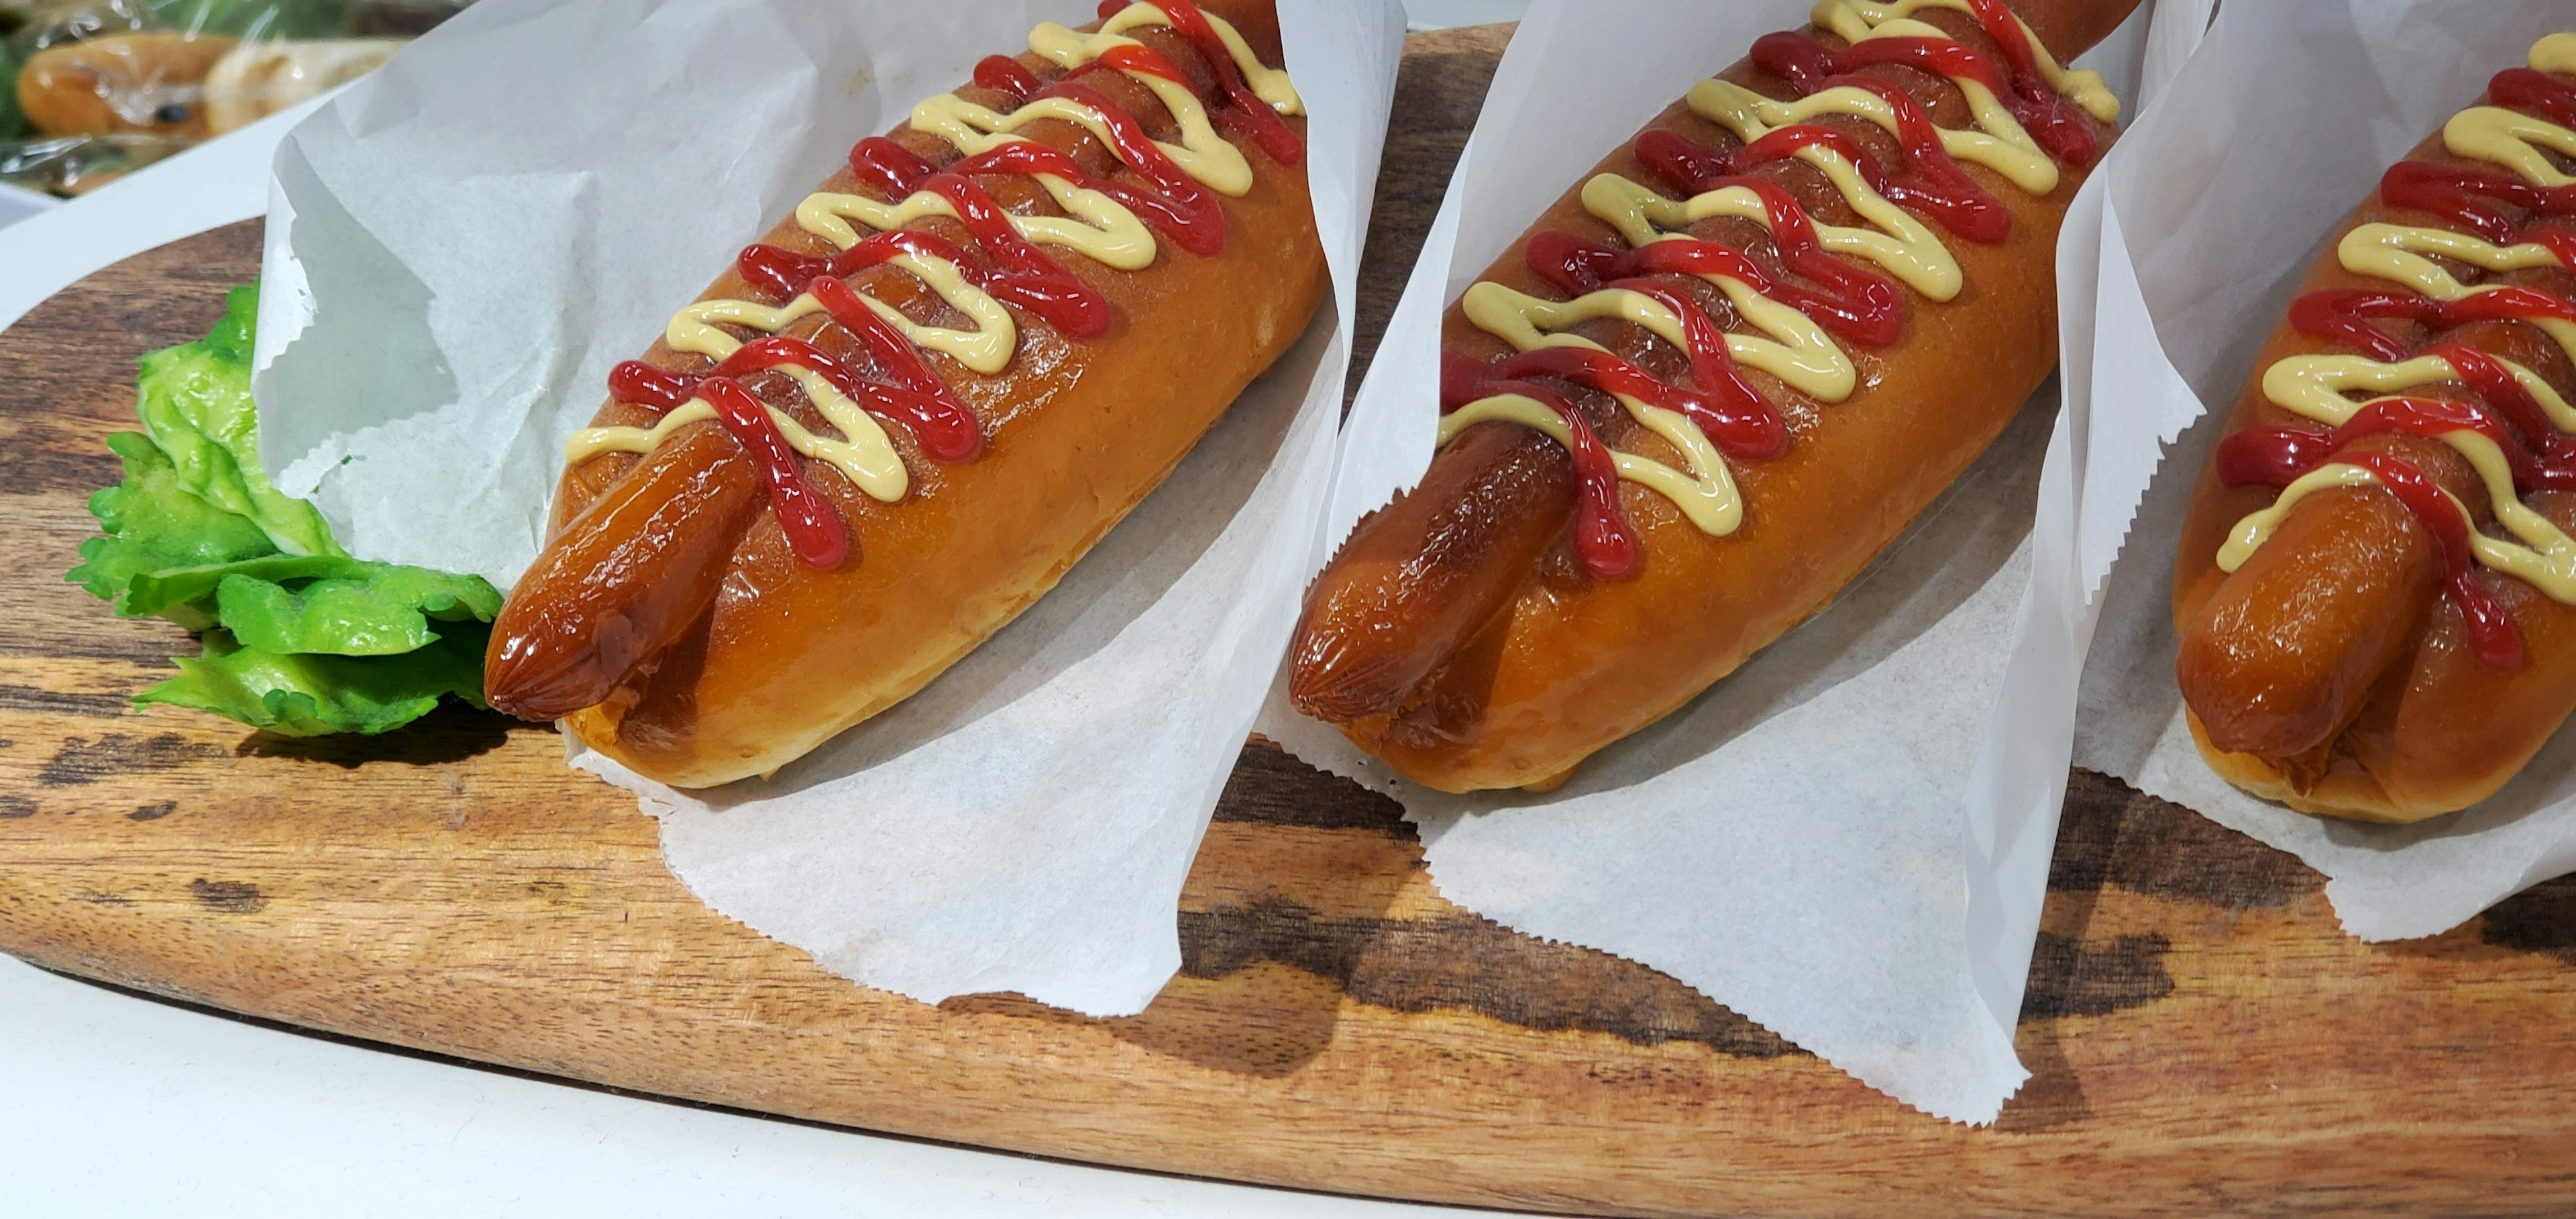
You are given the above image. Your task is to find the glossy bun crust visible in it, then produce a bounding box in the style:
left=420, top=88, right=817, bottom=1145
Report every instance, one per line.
left=1289, top=0, right=2135, bottom=792
left=498, top=1, right=1323, bottom=787
left=2173, top=111, right=2576, bottom=823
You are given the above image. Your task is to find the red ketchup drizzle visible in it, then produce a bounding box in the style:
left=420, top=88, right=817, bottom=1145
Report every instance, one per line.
left=1442, top=354, right=1639, bottom=581
left=1714, top=34, right=2011, bottom=242
left=698, top=376, right=851, bottom=570
left=973, top=54, right=1044, bottom=98
left=2380, top=159, right=2576, bottom=253
left=945, top=63, right=1232, bottom=257
left=1753, top=25, right=2094, bottom=168
left=2369, top=68, right=2576, bottom=266
left=2426, top=339, right=2576, bottom=472
left=1528, top=233, right=1801, bottom=457
left=1957, top=0, right=2098, bottom=167
left=1480, top=344, right=1784, bottom=460
left=2216, top=404, right=2524, bottom=670
left=1043, top=77, right=1232, bottom=255
left=2288, top=285, right=2576, bottom=363
left=609, top=325, right=980, bottom=465
left=1097, top=0, right=1303, bottom=165
left=2493, top=62, right=2576, bottom=127
left=853, top=132, right=1219, bottom=264
left=2219, top=394, right=2576, bottom=497
left=1087, top=42, right=1190, bottom=86
left=1530, top=189, right=1902, bottom=348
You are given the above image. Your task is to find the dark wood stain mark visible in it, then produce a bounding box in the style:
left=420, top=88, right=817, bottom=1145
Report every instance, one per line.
left=0, top=795, right=34, bottom=819
left=1216, top=741, right=1414, bottom=833
left=37, top=733, right=222, bottom=786
left=127, top=801, right=176, bottom=822
left=2053, top=770, right=2312, bottom=908
left=1997, top=1020, right=2092, bottom=1133
left=1180, top=896, right=1799, bottom=1059
left=70, top=889, right=129, bottom=906
left=1348, top=37, right=1503, bottom=408
left=0, top=417, right=123, bottom=496
left=187, top=878, right=267, bottom=914
left=0, top=684, right=133, bottom=718
left=2480, top=873, right=2576, bottom=962
left=0, top=632, right=184, bottom=664
left=2020, top=932, right=2176, bottom=1022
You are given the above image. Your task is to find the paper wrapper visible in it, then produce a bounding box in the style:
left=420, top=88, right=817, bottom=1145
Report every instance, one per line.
left=1256, top=0, right=2157, bottom=1123
left=249, top=0, right=1403, bottom=1015
left=2059, top=0, right=2576, bottom=944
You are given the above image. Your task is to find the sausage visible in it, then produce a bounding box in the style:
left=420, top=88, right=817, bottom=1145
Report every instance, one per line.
left=2175, top=433, right=2462, bottom=761
left=1289, top=421, right=1575, bottom=723
left=485, top=423, right=760, bottom=721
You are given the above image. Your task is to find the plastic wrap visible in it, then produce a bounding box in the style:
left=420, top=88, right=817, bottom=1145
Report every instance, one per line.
left=0, top=0, right=459, bottom=195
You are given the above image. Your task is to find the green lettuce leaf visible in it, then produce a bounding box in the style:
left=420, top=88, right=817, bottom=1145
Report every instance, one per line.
left=67, top=282, right=504, bottom=736
left=68, top=431, right=280, bottom=626
left=216, top=563, right=502, bottom=657
left=119, top=552, right=358, bottom=625
left=136, top=627, right=492, bottom=737
left=0, top=45, right=28, bottom=143
left=129, top=284, right=342, bottom=559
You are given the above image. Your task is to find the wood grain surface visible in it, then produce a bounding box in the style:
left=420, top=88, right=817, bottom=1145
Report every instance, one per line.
left=5, top=25, right=2576, bottom=1218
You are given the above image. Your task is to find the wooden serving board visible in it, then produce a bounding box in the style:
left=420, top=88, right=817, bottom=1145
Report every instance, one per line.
left=7, top=27, right=2576, bottom=1218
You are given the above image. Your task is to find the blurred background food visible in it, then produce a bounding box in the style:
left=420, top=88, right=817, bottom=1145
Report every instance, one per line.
left=0, top=0, right=1521, bottom=213
left=0, top=0, right=465, bottom=196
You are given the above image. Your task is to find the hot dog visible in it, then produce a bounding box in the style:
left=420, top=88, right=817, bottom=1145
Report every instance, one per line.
left=2175, top=34, right=2576, bottom=822
left=17, top=32, right=237, bottom=139
left=1288, top=0, right=2137, bottom=793
left=483, top=1, right=1325, bottom=788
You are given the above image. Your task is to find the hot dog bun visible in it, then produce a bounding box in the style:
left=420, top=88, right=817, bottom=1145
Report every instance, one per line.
left=18, top=32, right=236, bottom=139
left=2173, top=35, right=2576, bottom=823
left=484, top=1, right=1324, bottom=787
left=1289, top=0, right=2137, bottom=792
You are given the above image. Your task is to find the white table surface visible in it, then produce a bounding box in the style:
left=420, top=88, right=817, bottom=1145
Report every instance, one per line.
left=0, top=956, right=1493, bottom=1217
left=0, top=7, right=1533, bottom=1214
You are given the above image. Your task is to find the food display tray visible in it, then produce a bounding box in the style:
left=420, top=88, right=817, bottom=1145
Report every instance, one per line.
left=4, top=28, right=2575, bottom=1217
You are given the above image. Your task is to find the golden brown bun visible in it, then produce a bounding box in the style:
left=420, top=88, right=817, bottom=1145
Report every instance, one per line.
left=2186, top=711, right=2478, bottom=825
left=1293, top=0, right=2137, bottom=792
left=2171, top=68, right=2576, bottom=823
left=489, top=1, right=1324, bottom=786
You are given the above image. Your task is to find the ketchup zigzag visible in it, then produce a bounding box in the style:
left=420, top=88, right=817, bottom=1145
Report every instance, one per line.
left=2213, top=37, right=2576, bottom=671
left=1438, top=0, right=2118, bottom=581
left=563, top=1, right=1304, bottom=569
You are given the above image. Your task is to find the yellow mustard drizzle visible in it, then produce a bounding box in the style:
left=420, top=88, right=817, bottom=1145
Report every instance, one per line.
left=567, top=5, right=1295, bottom=502
left=1818, top=0, right=2119, bottom=123
left=1583, top=152, right=1963, bottom=300
left=799, top=171, right=1157, bottom=271
left=2220, top=35, right=2576, bottom=604
left=1464, top=280, right=1855, bottom=400
left=1448, top=1, right=2111, bottom=539
left=1441, top=392, right=1746, bottom=534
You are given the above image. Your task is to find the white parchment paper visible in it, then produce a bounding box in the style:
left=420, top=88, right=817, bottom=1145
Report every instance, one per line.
left=2058, top=0, right=2576, bottom=944
left=250, top=0, right=1404, bottom=1015
left=1257, top=0, right=2157, bottom=1124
